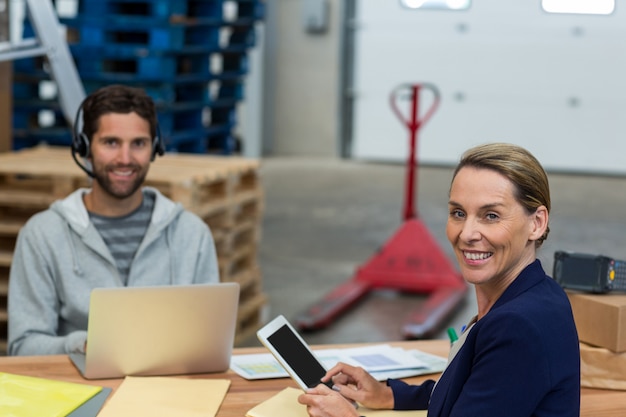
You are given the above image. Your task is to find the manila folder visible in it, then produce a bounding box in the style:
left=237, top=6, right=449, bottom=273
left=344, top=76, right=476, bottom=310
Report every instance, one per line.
left=246, top=387, right=426, bottom=417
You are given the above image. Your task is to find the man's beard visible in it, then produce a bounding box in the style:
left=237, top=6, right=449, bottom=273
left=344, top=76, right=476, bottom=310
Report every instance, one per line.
left=92, top=163, right=148, bottom=199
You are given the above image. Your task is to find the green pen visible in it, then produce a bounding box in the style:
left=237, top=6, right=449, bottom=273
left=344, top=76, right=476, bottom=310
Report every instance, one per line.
left=447, top=327, right=458, bottom=345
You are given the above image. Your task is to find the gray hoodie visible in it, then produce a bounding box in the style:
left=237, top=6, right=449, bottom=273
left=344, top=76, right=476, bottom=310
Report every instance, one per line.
left=8, top=187, right=219, bottom=355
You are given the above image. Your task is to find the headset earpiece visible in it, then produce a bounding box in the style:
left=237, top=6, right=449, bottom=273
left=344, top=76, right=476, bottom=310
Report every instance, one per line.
left=73, top=132, right=90, bottom=158
left=151, top=122, right=165, bottom=161
left=70, top=97, right=96, bottom=177
left=71, top=97, right=90, bottom=158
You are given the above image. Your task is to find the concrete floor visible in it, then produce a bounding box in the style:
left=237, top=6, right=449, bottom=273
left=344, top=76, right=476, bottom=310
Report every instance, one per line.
left=238, top=157, right=626, bottom=347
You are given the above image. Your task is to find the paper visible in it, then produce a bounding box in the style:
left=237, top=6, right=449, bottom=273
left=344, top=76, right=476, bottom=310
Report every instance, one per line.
left=246, top=387, right=427, bottom=417
left=370, top=349, right=447, bottom=380
left=231, top=345, right=446, bottom=381
left=0, top=372, right=102, bottom=417
left=97, top=376, right=230, bottom=417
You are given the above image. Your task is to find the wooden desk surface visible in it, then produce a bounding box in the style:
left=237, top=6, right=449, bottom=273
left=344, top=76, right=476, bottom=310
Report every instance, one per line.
left=0, top=340, right=623, bottom=416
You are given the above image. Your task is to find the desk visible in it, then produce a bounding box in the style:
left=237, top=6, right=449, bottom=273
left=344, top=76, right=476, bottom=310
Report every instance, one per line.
left=0, top=340, right=623, bottom=416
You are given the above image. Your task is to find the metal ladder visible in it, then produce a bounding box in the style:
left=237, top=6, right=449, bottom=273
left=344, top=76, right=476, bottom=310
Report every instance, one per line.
left=0, top=0, right=84, bottom=124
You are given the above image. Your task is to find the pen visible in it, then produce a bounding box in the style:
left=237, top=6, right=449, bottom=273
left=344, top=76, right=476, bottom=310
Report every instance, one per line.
left=447, top=327, right=458, bottom=345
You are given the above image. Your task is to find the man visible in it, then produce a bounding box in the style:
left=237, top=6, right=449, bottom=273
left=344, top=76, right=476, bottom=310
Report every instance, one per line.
left=8, top=85, right=220, bottom=355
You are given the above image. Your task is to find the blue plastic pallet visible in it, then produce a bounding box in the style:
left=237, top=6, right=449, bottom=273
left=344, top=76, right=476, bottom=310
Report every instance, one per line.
left=207, top=103, right=237, bottom=126
left=223, top=0, right=265, bottom=22
left=62, top=19, right=257, bottom=53
left=13, top=54, right=46, bottom=73
left=77, top=0, right=223, bottom=21
left=11, top=124, right=229, bottom=155
left=216, top=80, right=245, bottom=101
left=163, top=123, right=234, bottom=153
left=157, top=108, right=204, bottom=133
left=15, top=77, right=244, bottom=120
left=76, top=0, right=265, bottom=23
left=74, top=52, right=210, bottom=82
left=69, top=46, right=248, bottom=82
left=13, top=80, right=43, bottom=100
left=15, top=63, right=246, bottom=104
left=225, top=25, right=256, bottom=48
left=13, top=127, right=73, bottom=148
left=13, top=106, right=217, bottom=131
left=13, top=102, right=66, bottom=126
left=14, top=76, right=213, bottom=105
left=207, top=132, right=237, bottom=154
left=64, top=19, right=220, bottom=52
left=82, top=80, right=213, bottom=107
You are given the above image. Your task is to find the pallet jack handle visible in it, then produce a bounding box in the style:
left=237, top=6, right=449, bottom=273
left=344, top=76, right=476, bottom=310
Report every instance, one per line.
left=389, top=83, right=440, bottom=221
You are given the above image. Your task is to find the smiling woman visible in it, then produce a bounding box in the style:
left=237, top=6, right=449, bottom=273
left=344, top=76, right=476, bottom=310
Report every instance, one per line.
left=446, top=143, right=551, bottom=318
left=298, top=142, right=580, bottom=417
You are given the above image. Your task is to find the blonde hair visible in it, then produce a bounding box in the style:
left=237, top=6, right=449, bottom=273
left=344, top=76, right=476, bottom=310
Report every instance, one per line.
left=452, top=143, right=551, bottom=247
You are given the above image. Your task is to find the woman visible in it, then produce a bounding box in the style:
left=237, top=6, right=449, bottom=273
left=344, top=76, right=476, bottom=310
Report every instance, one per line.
left=298, top=143, right=580, bottom=417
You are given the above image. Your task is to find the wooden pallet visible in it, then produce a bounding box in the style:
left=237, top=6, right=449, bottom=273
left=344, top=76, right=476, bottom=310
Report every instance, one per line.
left=234, top=269, right=268, bottom=346
left=0, top=146, right=263, bottom=218
left=219, top=245, right=258, bottom=284
left=150, top=152, right=262, bottom=218
left=214, top=222, right=260, bottom=258
left=0, top=267, right=7, bottom=306
left=0, top=251, right=11, bottom=268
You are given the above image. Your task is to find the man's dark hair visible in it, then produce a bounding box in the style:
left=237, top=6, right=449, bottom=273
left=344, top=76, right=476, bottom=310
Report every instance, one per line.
left=80, top=84, right=158, bottom=141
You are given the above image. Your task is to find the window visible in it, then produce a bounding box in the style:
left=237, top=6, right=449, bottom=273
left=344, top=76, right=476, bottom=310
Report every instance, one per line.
left=542, top=0, right=615, bottom=15
left=400, top=0, right=471, bottom=11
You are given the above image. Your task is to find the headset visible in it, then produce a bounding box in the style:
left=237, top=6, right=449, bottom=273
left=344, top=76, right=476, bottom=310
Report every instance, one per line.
left=71, top=96, right=165, bottom=178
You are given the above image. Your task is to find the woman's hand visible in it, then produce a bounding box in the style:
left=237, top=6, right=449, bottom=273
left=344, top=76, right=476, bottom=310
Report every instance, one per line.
left=322, top=362, right=394, bottom=409
left=298, top=384, right=360, bottom=417
left=298, top=362, right=395, bottom=416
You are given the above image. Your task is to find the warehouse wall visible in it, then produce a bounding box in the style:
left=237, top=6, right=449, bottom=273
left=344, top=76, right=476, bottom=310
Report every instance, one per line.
left=262, top=0, right=342, bottom=157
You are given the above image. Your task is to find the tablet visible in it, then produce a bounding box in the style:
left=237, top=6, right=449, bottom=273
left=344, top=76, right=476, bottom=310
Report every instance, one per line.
left=257, top=315, right=333, bottom=390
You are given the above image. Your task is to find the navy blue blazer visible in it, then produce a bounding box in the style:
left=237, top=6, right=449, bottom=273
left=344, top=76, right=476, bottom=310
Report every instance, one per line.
left=388, top=260, right=580, bottom=417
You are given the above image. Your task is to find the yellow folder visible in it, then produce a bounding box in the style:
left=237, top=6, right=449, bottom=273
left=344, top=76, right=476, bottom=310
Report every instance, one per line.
left=97, top=376, right=231, bottom=417
left=246, top=387, right=427, bottom=417
left=0, top=372, right=102, bottom=417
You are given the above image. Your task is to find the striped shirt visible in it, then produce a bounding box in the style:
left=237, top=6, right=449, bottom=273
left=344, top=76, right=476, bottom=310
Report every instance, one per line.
left=89, top=193, right=155, bottom=285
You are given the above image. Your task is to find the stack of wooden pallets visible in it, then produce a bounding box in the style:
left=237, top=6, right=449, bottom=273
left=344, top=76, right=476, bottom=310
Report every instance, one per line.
left=0, top=145, right=266, bottom=354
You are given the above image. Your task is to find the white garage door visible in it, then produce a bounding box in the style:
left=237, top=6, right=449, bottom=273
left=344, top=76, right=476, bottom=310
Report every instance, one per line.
left=350, top=0, right=626, bottom=175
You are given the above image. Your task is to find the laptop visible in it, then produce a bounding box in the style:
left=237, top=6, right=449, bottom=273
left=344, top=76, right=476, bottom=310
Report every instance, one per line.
left=69, top=282, right=240, bottom=380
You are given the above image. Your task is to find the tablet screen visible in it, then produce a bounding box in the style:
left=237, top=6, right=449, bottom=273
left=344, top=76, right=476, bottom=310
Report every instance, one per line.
left=267, top=324, right=330, bottom=389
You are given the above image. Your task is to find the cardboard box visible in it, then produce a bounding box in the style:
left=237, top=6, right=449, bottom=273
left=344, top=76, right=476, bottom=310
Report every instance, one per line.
left=567, top=292, right=626, bottom=353
left=580, top=342, right=626, bottom=390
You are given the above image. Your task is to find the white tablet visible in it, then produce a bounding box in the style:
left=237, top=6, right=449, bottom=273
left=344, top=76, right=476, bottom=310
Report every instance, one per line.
left=257, top=315, right=333, bottom=390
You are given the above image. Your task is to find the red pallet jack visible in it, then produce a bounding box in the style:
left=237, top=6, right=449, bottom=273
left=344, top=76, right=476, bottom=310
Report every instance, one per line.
left=295, top=83, right=468, bottom=338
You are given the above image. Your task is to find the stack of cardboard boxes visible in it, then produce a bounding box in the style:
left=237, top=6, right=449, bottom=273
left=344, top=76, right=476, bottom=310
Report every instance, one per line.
left=568, top=292, right=626, bottom=390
